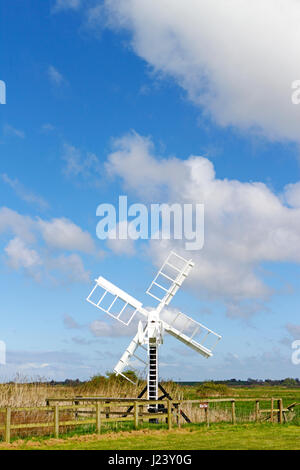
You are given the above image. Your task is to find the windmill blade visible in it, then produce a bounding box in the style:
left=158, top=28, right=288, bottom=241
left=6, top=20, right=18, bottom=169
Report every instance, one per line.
left=146, top=251, right=194, bottom=308
left=113, top=322, right=148, bottom=384
left=86, top=276, right=145, bottom=326
left=160, top=310, right=221, bottom=358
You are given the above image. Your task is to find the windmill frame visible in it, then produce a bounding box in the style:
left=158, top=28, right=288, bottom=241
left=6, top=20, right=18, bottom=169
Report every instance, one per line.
left=86, top=251, right=222, bottom=407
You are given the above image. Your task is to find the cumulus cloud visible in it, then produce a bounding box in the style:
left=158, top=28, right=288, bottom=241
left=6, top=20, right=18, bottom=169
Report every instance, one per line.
left=5, top=237, right=41, bottom=270
left=98, top=0, right=300, bottom=143
left=0, top=207, right=95, bottom=284
left=105, top=132, right=186, bottom=200
left=0, top=207, right=36, bottom=243
left=283, top=182, right=300, bottom=208
left=105, top=132, right=300, bottom=315
left=49, top=253, right=90, bottom=283
left=62, top=143, right=102, bottom=182
left=38, top=217, right=96, bottom=254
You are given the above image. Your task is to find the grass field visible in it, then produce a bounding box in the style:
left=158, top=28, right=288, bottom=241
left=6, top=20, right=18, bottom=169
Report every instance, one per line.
left=0, top=380, right=299, bottom=448
left=0, top=423, right=299, bottom=450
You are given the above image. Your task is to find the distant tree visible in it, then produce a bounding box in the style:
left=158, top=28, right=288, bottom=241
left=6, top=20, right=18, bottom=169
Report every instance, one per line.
left=282, top=378, right=298, bottom=387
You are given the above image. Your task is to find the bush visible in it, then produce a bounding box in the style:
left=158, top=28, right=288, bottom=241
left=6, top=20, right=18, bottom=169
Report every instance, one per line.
left=83, top=370, right=141, bottom=391
left=105, top=370, right=140, bottom=384
left=196, top=382, right=231, bottom=398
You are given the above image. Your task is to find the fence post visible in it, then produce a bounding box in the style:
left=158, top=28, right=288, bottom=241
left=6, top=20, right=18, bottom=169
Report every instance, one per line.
left=277, top=399, right=283, bottom=424
left=54, top=405, right=59, bottom=438
left=177, top=404, right=181, bottom=428
left=140, top=405, right=144, bottom=424
left=5, top=407, right=11, bottom=444
left=255, top=400, right=260, bottom=422
left=105, top=401, right=110, bottom=419
left=270, top=398, right=274, bottom=423
left=167, top=400, right=172, bottom=430
left=96, top=403, right=101, bottom=434
left=74, top=398, right=79, bottom=419
left=205, top=405, right=210, bottom=427
left=134, top=402, right=139, bottom=430
left=231, top=400, right=236, bottom=424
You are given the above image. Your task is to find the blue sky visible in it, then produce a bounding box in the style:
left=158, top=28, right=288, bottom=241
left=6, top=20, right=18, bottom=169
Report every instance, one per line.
left=1, top=0, right=300, bottom=381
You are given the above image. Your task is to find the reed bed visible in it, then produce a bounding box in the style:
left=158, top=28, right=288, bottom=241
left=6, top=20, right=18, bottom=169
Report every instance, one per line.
left=0, top=376, right=184, bottom=440
left=0, top=375, right=183, bottom=408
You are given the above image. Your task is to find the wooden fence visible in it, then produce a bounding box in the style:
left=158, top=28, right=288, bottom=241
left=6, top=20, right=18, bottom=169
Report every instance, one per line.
left=0, top=397, right=291, bottom=444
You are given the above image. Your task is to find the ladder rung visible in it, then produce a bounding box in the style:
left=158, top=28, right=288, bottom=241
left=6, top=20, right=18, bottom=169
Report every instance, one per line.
left=165, top=262, right=182, bottom=273
left=170, top=251, right=194, bottom=264
left=146, top=291, right=164, bottom=302
left=97, top=290, right=107, bottom=306
left=153, top=281, right=169, bottom=292
left=116, top=301, right=129, bottom=318
left=190, top=326, right=200, bottom=341
left=107, top=295, right=118, bottom=312
left=159, top=271, right=177, bottom=283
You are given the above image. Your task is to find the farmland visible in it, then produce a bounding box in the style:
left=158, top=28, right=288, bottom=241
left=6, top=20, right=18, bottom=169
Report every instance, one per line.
left=0, top=377, right=299, bottom=449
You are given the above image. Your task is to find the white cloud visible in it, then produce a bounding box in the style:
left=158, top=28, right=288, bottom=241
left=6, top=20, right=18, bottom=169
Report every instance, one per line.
left=48, top=65, right=64, bottom=86
left=1, top=173, right=49, bottom=210
left=52, top=0, right=81, bottom=13
left=90, top=318, right=139, bottom=338
left=100, top=0, right=300, bottom=143
left=0, top=207, right=95, bottom=285
left=0, top=207, right=36, bottom=243
left=64, top=313, right=82, bottom=329
left=3, top=124, right=25, bottom=139
left=62, top=143, right=101, bottom=180
left=19, top=362, right=50, bottom=370
left=105, top=132, right=186, bottom=200
left=286, top=323, right=300, bottom=339
left=49, top=253, right=90, bottom=283
left=105, top=132, right=300, bottom=315
left=5, top=237, right=41, bottom=270
left=85, top=5, right=104, bottom=31
left=283, top=182, right=300, bottom=208
left=105, top=221, right=136, bottom=255
left=41, top=123, right=55, bottom=133
left=38, top=217, right=96, bottom=254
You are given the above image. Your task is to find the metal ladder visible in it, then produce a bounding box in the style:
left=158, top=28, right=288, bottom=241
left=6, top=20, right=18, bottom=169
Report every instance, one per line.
left=148, top=340, right=158, bottom=412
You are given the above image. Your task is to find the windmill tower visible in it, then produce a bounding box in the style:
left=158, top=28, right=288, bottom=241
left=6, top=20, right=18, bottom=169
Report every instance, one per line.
left=87, top=251, right=221, bottom=404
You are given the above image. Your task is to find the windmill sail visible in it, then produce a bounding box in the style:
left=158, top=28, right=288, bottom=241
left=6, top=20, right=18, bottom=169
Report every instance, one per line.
left=113, top=323, right=148, bottom=383
left=146, top=251, right=194, bottom=307
left=160, top=310, right=221, bottom=358
left=86, top=276, right=143, bottom=326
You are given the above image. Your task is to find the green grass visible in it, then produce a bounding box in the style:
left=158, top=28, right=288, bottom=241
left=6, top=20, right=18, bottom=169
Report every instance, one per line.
left=183, top=385, right=300, bottom=424
left=183, top=384, right=300, bottom=401
left=1, top=385, right=300, bottom=449
left=1, top=423, right=300, bottom=450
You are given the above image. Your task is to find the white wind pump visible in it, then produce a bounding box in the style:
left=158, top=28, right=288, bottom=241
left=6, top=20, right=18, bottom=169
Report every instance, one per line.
left=86, top=251, right=222, bottom=404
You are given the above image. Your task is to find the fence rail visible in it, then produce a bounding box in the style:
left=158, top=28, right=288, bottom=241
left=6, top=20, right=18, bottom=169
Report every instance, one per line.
left=0, top=397, right=293, bottom=444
